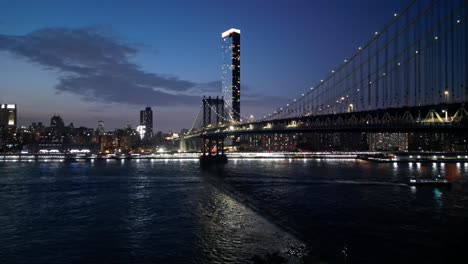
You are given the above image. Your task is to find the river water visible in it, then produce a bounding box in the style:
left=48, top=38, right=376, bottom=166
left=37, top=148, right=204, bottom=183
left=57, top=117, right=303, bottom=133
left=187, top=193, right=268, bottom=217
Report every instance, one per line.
left=0, top=159, right=467, bottom=263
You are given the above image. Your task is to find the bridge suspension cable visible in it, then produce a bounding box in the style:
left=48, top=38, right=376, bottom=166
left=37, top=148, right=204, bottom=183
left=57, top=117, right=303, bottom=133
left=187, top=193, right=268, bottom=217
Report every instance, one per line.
left=188, top=103, right=203, bottom=134
left=259, top=0, right=468, bottom=122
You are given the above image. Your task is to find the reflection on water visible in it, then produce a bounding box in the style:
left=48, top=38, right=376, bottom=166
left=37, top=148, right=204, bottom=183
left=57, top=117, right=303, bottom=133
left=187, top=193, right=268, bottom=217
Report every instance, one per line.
left=0, top=159, right=467, bottom=263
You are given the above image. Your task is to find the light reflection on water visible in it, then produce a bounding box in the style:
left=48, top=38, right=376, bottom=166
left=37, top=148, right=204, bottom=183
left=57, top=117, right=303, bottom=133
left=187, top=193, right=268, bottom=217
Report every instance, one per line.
left=0, top=159, right=467, bottom=263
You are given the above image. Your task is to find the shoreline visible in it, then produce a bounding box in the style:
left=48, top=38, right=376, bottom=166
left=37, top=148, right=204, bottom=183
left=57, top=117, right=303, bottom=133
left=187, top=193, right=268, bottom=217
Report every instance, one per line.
left=1, top=152, right=468, bottom=163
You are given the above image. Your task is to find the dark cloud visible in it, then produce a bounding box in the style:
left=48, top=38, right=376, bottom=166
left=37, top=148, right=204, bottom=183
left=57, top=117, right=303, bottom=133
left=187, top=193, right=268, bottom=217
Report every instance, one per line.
left=0, top=27, right=218, bottom=106
left=0, top=26, right=284, bottom=116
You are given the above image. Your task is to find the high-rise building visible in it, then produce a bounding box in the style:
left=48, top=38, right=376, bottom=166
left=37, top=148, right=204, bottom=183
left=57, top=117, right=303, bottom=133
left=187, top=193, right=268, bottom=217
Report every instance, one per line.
left=222, top=28, right=241, bottom=123
left=140, top=107, right=153, bottom=139
left=97, top=121, right=105, bottom=135
left=0, top=104, right=17, bottom=127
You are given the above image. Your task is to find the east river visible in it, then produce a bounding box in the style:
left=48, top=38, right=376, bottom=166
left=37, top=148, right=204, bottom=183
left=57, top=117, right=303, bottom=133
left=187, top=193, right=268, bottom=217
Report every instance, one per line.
left=0, top=159, right=467, bottom=263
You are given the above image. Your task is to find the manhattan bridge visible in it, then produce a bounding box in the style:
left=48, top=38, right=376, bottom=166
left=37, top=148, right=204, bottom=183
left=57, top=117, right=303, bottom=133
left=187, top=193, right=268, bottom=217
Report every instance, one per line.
left=183, top=0, right=468, bottom=156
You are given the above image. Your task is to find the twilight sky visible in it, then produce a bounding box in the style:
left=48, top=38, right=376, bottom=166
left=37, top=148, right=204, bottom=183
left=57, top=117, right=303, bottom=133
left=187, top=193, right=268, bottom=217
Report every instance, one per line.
left=0, top=0, right=409, bottom=132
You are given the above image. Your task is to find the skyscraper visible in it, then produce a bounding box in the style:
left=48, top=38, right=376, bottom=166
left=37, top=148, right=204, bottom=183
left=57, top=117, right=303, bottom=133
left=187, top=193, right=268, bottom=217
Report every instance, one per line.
left=222, top=28, right=241, bottom=123
left=140, top=107, right=153, bottom=139
left=0, top=104, right=17, bottom=127
left=97, top=121, right=105, bottom=135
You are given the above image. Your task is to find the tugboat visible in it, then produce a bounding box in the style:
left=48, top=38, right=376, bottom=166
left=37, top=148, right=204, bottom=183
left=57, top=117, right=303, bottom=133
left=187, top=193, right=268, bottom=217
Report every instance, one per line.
left=409, top=175, right=452, bottom=186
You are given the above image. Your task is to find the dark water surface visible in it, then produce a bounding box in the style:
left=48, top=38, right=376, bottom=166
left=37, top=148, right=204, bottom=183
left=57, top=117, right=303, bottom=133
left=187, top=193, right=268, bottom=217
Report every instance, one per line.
left=0, top=159, right=467, bottom=263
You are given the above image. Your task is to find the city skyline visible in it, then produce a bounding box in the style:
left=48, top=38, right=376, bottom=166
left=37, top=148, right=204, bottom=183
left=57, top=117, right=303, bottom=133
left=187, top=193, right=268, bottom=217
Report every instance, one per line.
left=1, top=1, right=468, bottom=263
left=0, top=0, right=410, bottom=131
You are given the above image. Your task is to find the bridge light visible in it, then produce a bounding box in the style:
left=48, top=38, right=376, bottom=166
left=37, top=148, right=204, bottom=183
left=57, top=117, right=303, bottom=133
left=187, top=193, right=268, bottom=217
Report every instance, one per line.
left=457, top=19, right=461, bottom=23
left=301, top=94, right=304, bottom=96
left=375, top=31, right=379, bottom=35
left=397, top=62, right=401, bottom=66
left=331, top=70, right=335, bottom=73
left=344, top=59, right=347, bottom=63
left=310, top=87, right=314, bottom=90
left=394, top=13, right=398, bottom=17
left=358, top=46, right=362, bottom=50
left=286, top=104, right=289, bottom=106
left=294, top=99, right=297, bottom=102
left=415, top=50, right=419, bottom=54
left=320, top=79, right=324, bottom=82
left=434, top=36, right=438, bottom=40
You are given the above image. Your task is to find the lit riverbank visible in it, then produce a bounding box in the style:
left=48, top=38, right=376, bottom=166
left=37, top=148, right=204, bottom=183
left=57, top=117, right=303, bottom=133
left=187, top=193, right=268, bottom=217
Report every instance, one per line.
left=2, top=151, right=468, bottom=162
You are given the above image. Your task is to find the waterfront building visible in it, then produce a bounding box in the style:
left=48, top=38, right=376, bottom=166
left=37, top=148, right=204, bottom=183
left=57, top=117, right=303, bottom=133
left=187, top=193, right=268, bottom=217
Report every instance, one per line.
left=136, top=125, right=146, bottom=140
left=0, top=104, right=17, bottom=127
left=140, top=107, right=153, bottom=139
left=97, top=121, right=105, bottom=135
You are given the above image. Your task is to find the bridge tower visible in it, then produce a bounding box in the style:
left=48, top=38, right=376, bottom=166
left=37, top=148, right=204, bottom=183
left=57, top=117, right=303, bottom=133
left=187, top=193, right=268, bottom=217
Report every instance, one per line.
left=200, top=96, right=227, bottom=166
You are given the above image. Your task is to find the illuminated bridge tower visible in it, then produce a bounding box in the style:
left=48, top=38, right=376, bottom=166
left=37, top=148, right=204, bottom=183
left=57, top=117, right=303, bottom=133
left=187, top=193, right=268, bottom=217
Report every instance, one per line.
left=222, top=28, right=241, bottom=123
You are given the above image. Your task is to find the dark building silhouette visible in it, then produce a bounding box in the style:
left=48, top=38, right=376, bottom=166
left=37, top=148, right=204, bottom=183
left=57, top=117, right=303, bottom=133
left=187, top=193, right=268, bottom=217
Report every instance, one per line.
left=50, top=114, right=65, bottom=128
left=140, top=107, right=153, bottom=139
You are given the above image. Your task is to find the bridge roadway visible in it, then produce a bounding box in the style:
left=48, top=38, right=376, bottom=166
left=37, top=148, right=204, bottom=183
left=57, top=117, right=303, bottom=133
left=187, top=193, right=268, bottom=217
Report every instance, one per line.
left=185, top=102, right=468, bottom=138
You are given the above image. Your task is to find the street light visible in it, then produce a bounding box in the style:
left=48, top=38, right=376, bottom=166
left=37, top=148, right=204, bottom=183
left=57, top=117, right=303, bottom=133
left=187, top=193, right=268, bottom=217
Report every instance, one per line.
left=442, top=109, right=448, bottom=122
left=444, top=90, right=449, bottom=103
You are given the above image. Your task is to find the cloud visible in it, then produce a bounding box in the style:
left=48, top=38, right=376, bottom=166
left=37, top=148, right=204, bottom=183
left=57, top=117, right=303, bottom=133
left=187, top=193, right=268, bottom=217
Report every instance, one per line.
left=0, top=27, right=219, bottom=106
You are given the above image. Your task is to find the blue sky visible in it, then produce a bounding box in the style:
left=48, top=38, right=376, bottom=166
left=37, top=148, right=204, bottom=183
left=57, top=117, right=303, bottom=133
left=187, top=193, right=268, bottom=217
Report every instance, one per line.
left=0, top=0, right=410, bottom=131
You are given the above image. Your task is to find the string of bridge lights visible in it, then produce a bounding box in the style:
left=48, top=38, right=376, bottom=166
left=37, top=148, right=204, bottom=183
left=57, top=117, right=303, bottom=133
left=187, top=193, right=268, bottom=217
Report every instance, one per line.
left=259, top=6, right=463, bottom=122
left=189, top=2, right=463, bottom=128
left=258, top=10, right=407, bottom=121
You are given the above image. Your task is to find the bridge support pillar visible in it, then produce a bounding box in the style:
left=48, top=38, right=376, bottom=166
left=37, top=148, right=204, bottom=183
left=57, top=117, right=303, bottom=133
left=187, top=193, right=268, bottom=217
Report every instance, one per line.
left=200, top=135, right=227, bottom=166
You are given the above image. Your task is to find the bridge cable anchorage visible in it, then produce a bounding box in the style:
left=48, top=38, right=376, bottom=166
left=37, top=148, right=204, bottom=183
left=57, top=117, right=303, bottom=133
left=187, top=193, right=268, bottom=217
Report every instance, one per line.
left=259, top=0, right=467, bottom=122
